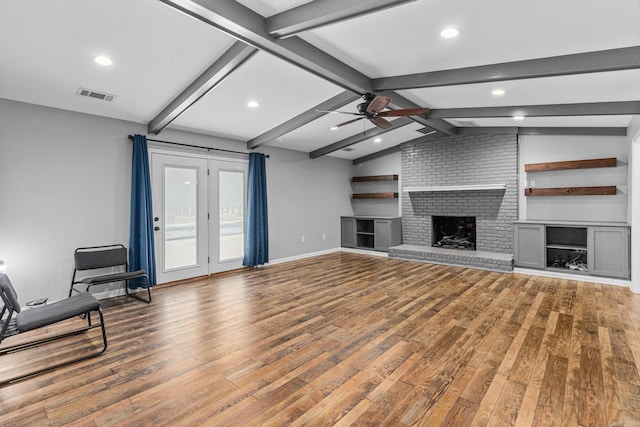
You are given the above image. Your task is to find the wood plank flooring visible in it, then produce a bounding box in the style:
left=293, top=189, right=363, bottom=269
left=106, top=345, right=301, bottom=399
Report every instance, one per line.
left=2, top=252, right=640, bottom=426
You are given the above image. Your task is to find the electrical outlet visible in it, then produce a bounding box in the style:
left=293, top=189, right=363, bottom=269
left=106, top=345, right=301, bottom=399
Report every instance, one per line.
left=301, top=235, right=305, bottom=243
left=530, top=180, right=535, bottom=188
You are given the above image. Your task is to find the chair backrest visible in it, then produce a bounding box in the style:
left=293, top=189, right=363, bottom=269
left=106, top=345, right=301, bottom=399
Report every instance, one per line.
left=0, top=273, right=21, bottom=314
left=74, top=245, right=128, bottom=271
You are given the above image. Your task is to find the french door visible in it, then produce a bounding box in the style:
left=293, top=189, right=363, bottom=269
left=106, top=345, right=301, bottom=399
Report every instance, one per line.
left=209, top=159, right=248, bottom=273
left=151, top=152, right=247, bottom=283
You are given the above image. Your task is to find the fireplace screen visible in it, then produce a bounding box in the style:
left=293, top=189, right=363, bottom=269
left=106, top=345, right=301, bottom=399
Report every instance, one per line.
left=432, top=216, right=476, bottom=250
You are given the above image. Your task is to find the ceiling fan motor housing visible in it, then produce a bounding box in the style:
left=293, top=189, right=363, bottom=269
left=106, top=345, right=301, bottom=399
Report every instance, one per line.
left=357, top=102, right=372, bottom=116
left=358, top=93, right=377, bottom=117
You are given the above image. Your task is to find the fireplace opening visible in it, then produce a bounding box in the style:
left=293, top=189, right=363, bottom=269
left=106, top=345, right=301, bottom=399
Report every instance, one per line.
left=432, top=216, right=476, bottom=250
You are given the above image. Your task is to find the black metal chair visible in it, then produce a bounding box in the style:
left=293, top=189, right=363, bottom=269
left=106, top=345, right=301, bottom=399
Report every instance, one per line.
left=0, top=272, right=107, bottom=385
left=69, top=244, right=151, bottom=303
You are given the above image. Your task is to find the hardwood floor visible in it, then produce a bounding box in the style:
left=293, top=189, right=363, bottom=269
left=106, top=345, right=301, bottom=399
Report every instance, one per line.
left=2, top=251, right=640, bottom=426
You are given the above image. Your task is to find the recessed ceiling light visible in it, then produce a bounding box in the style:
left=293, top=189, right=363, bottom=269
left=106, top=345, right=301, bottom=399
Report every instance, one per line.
left=491, top=89, right=505, bottom=96
left=94, top=56, right=112, bottom=66
left=329, top=126, right=339, bottom=131
left=373, top=138, right=382, bottom=143
left=513, top=115, right=525, bottom=121
left=247, top=100, right=259, bottom=108
left=440, top=28, right=460, bottom=38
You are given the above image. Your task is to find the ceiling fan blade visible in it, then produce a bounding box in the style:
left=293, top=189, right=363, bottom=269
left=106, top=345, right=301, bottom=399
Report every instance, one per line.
left=366, top=96, right=392, bottom=114
left=378, top=108, right=430, bottom=117
left=331, top=117, right=365, bottom=128
left=316, top=109, right=361, bottom=116
left=370, top=117, right=393, bottom=129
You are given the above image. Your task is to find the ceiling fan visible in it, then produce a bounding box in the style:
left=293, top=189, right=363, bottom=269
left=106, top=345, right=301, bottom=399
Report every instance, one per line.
left=319, top=93, right=430, bottom=130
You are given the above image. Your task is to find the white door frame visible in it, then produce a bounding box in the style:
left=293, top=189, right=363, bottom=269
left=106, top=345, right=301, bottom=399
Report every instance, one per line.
left=149, top=147, right=248, bottom=283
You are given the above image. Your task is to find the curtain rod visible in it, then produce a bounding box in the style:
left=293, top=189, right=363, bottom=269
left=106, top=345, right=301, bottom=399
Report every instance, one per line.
left=127, top=135, right=269, bottom=158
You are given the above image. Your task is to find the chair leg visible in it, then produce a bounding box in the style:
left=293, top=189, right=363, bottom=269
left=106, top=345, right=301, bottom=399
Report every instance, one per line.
left=125, top=278, right=152, bottom=303
left=0, top=307, right=108, bottom=386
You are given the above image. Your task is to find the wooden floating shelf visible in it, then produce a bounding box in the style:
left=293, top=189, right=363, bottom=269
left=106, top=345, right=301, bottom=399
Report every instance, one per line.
left=525, top=157, right=616, bottom=172
left=352, top=192, right=399, bottom=199
left=352, top=174, right=398, bottom=182
left=524, top=186, right=617, bottom=197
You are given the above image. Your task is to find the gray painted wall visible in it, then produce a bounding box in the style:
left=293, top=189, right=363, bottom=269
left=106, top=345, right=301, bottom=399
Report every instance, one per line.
left=351, top=151, right=401, bottom=217
left=259, top=144, right=353, bottom=260
left=0, top=98, right=353, bottom=302
left=518, top=134, right=628, bottom=223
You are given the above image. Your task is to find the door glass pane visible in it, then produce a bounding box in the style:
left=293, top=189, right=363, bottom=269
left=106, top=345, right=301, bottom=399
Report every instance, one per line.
left=164, top=167, right=197, bottom=270
left=219, top=171, right=244, bottom=261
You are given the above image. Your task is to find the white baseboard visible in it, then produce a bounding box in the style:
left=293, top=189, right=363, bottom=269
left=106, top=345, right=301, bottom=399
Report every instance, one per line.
left=266, top=247, right=390, bottom=266
left=266, top=248, right=343, bottom=265
left=91, top=287, right=150, bottom=300
left=339, top=247, right=389, bottom=257
left=514, top=267, right=633, bottom=290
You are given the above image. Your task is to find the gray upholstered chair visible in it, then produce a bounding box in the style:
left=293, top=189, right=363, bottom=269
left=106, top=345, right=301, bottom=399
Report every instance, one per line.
left=69, top=244, right=151, bottom=303
left=0, top=273, right=107, bottom=385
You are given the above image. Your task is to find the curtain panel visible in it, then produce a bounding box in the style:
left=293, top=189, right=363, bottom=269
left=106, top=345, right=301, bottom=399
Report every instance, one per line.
left=129, top=134, right=156, bottom=286
left=243, top=153, right=269, bottom=267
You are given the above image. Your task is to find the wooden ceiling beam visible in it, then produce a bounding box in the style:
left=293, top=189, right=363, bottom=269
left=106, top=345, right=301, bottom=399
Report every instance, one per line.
left=309, top=117, right=412, bottom=158
left=159, top=0, right=373, bottom=95
left=373, top=46, right=640, bottom=91
left=428, top=101, right=640, bottom=119
left=247, top=91, right=360, bottom=149
left=266, top=0, right=416, bottom=38
left=148, top=41, right=257, bottom=135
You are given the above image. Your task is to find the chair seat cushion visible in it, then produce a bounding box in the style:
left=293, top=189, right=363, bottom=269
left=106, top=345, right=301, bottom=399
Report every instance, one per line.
left=16, top=293, right=100, bottom=332
left=79, top=270, right=148, bottom=285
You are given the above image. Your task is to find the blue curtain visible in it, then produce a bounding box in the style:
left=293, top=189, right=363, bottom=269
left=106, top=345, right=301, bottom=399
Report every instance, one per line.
left=243, top=153, right=269, bottom=267
left=129, top=134, right=156, bottom=286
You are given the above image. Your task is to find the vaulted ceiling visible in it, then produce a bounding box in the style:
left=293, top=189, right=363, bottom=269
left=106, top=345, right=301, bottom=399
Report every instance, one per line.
left=1, top=0, right=639, bottom=162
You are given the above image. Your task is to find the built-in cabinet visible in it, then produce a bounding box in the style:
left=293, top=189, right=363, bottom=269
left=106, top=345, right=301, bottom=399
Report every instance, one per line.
left=341, top=216, right=401, bottom=252
left=514, top=221, right=630, bottom=279
left=514, top=223, right=545, bottom=269
left=588, top=227, right=630, bottom=279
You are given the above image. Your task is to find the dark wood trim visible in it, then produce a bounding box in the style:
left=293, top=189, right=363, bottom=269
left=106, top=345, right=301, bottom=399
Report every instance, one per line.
left=352, top=175, right=398, bottom=182
left=352, top=192, right=399, bottom=199
left=525, top=157, right=617, bottom=172
left=524, top=186, right=617, bottom=196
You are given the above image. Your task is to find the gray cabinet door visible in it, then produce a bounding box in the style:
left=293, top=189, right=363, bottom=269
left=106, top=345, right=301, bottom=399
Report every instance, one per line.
left=514, top=223, right=545, bottom=268
left=341, top=217, right=356, bottom=248
left=374, top=220, right=390, bottom=251
left=588, top=226, right=630, bottom=279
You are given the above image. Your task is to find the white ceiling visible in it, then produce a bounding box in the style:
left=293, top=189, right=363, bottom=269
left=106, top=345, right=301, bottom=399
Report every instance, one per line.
left=1, top=0, right=639, bottom=161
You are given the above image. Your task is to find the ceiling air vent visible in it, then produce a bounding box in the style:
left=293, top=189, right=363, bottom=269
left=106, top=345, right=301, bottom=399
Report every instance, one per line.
left=416, top=126, right=437, bottom=135
left=342, top=147, right=355, bottom=152
left=453, top=120, right=478, bottom=127
left=76, top=87, right=116, bottom=102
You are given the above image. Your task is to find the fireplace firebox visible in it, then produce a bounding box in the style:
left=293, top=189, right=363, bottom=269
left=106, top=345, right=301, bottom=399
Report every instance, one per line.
left=432, top=216, right=476, bottom=250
